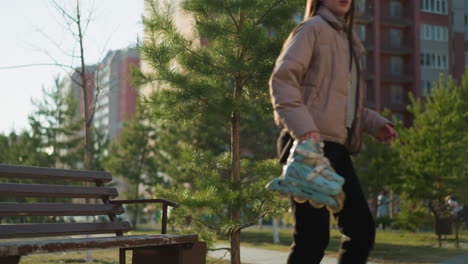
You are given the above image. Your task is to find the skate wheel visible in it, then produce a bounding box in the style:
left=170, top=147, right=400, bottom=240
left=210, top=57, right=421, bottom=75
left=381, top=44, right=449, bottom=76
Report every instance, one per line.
left=293, top=197, right=308, bottom=204
left=327, top=192, right=346, bottom=214
left=308, top=200, right=325, bottom=209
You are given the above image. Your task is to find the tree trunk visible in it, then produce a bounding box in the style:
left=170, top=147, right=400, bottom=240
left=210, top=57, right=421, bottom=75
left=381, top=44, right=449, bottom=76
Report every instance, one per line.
left=76, top=2, right=93, bottom=262
left=230, top=9, right=245, bottom=263
left=76, top=0, right=92, bottom=171
left=230, top=110, right=241, bottom=264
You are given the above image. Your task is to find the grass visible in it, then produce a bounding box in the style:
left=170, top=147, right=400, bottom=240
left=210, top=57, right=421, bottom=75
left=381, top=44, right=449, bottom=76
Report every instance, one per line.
left=217, top=227, right=468, bottom=264
left=15, top=226, right=468, bottom=264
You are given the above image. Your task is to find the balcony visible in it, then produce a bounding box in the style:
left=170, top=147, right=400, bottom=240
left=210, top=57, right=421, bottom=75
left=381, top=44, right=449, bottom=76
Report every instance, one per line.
left=355, top=13, right=374, bottom=24
left=381, top=44, right=413, bottom=56
left=381, top=15, right=411, bottom=28
left=364, top=72, right=375, bottom=81
left=381, top=73, right=413, bottom=84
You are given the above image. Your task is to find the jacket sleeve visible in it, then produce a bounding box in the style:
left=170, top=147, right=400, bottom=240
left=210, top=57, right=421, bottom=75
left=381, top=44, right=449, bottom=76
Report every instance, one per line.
left=269, top=21, right=318, bottom=140
left=363, top=108, right=393, bottom=137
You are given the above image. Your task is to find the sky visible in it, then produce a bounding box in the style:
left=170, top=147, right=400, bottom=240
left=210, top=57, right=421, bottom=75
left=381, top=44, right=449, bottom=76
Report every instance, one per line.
left=0, top=0, right=144, bottom=134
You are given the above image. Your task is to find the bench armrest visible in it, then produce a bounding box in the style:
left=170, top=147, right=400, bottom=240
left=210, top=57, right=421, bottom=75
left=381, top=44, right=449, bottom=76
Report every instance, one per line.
left=109, top=199, right=177, bottom=235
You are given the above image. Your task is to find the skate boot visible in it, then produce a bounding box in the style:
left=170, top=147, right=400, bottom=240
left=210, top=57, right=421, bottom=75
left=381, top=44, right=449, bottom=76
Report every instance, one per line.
left=266, top=139, right=346, bottom=213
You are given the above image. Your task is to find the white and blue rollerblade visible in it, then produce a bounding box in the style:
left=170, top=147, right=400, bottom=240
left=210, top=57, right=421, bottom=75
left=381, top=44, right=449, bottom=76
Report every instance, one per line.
left=266, top=139, right=345, bottom=213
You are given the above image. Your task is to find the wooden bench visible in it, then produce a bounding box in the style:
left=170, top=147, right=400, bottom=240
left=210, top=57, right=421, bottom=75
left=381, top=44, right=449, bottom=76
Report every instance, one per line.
left=0, top=164, right=206, bottom=264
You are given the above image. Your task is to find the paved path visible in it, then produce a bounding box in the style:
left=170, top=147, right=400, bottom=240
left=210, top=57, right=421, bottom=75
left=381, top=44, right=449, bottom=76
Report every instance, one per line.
left=210, top=245, right=468, bottom=264
left=209, top=245, right=379, bottom=264
left=437, top=252, right=468, bottom=264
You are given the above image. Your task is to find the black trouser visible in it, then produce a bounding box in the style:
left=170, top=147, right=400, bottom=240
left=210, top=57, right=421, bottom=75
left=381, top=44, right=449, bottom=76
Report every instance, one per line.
left=286, top=141, right=375, bottom=264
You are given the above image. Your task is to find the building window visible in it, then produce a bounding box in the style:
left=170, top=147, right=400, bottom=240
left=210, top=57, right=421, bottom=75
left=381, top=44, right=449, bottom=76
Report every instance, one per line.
left=421, top=51, right=448, bottom=69
left=422, top=80, right=433, bottom=96
left=424, top=24, right=431, bottom=39
left=361, top=55, right=367, bottom=70
left=391, top=85, right=403, bottom=104
left=391, top=57, right=403, bottom=75
left=354, top=24, right=366, bottom=41
left=355, top=0, right=366, bottom=14
left=421, top=0, right=447, bottom=14
left=390, top=29, right=402, bottom=47
left=435, top=26, right=440, bottom=40
left=390, top=1, right=402, bottom=17
left=420, top=24, right=448, bottom=41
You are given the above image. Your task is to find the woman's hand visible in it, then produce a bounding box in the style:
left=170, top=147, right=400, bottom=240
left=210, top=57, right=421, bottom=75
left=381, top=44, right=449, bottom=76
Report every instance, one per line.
left=377, top=123, right=398, bottom=144
left=300, top=131, right=320, bottom=143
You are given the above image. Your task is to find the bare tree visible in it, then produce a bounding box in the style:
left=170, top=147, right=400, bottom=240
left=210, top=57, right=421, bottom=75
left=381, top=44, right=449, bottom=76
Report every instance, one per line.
left=45, top=1, right=109, bottom=262
left=49, top=0, right=97, bottom=171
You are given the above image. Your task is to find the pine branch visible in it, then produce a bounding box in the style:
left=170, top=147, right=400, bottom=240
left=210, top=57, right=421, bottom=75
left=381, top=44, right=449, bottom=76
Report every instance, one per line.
left=224, top=1, right=239, bottom=32
left=255, top=0, right=287, bottom=25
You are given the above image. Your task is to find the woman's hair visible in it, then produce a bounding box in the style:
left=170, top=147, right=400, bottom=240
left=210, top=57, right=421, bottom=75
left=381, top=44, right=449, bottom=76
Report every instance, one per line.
left=304, top=0, right=356, bottom=70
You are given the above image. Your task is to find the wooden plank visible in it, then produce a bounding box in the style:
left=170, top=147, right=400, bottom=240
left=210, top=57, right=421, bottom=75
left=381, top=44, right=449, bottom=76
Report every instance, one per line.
left=0, top=164, right=111, bottom=183
left=110, top=198, right=178, bottom=207
left=0, top=203, right=124, bottom=216
left=0, top=183, right=118, bottom=198
left=0, top=222, right=131, bottom=239
left=0, top=234, right=199, bottom=257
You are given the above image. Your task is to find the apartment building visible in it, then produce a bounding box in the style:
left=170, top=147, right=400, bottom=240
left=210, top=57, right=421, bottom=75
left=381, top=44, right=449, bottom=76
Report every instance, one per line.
left=70, top=47, right=140, bottom=140
left=354, top=0, right=465, bottom=124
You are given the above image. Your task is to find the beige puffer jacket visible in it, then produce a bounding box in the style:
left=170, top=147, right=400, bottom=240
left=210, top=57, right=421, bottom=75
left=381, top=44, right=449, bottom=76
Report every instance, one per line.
left=269, top=6, right=391, bottom=154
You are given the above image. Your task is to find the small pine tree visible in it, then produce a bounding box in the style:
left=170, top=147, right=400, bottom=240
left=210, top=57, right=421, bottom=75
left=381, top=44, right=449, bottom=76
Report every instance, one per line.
left=394, top=75, right=468, bottom=202
left=104, top=101, right=165, bottom=228
left=28, top=76, right=83, bottom=169
left=138, top=1, right=301, bottom=262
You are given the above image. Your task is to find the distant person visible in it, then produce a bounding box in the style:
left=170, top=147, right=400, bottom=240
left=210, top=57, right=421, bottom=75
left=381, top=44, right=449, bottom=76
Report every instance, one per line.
left=377, top=191, right=390, bottom=229
left=445, top=196, right=467, bottom=221
left=377, top=191, right=390, bottom=218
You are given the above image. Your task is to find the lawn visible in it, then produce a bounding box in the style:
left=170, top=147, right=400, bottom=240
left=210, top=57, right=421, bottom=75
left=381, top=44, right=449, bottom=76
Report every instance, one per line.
left=16, top=226, right=468, bottom=264
left=217, top=227, right=468, bottom=264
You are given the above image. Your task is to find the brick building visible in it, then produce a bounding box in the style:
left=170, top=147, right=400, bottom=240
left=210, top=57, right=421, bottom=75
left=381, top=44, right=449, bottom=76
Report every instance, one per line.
left=70, top=47, right=139, bottom=140
left=354, top=0, right=466, bottom=124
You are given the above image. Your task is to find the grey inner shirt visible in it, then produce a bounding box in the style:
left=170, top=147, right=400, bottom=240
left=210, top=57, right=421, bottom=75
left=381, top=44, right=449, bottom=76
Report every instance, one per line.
left=346, top=54, right=357, bottom=128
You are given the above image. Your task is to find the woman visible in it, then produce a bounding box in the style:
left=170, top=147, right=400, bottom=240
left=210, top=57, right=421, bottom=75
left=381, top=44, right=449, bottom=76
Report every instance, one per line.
left=269, top=0, right=398, bottom=263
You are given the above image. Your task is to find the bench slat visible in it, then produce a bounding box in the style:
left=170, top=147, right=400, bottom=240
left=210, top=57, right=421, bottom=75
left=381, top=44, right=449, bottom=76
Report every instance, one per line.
left=0, top=222, right=131, bottom=238
left=0, top=234, right=198, bottom=257
left=0, top=183, right=118, bottom=198
left=0, top=203, right=124, bottom=216
left=0, top=164, right=111, bottom=183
